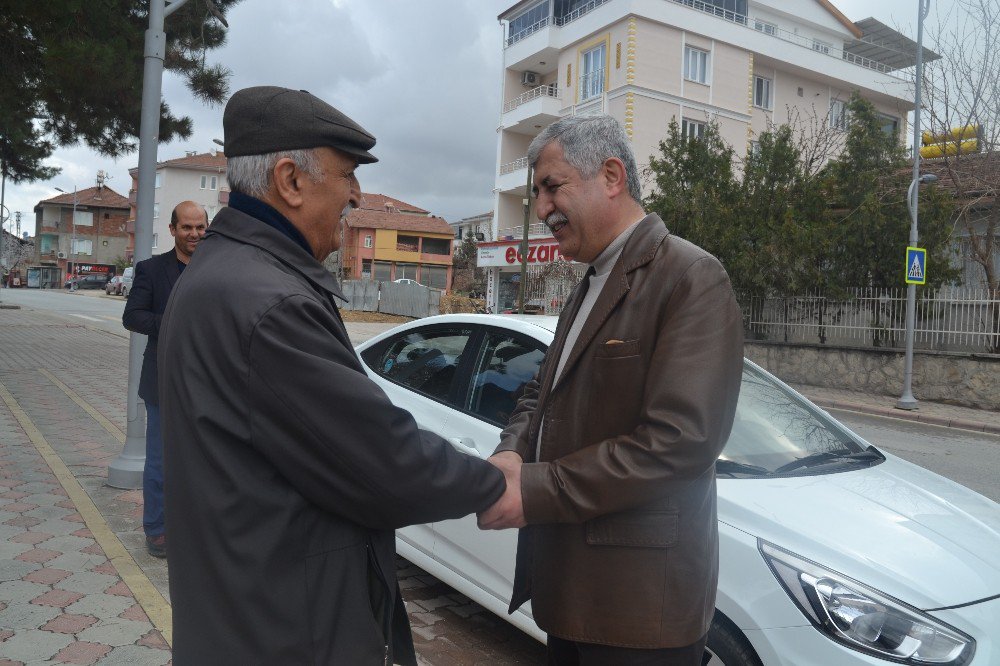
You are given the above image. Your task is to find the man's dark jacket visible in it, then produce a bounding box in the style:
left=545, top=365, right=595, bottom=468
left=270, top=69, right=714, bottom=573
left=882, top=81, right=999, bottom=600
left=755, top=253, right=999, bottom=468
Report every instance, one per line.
left=122, top=250, right=181, bottom=404
left=158, top=206, right=505, bottom=665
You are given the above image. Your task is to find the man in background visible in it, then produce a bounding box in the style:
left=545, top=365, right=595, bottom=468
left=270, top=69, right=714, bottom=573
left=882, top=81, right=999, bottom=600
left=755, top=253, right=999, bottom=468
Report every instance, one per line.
left=122, top=200, right=207, bottom=558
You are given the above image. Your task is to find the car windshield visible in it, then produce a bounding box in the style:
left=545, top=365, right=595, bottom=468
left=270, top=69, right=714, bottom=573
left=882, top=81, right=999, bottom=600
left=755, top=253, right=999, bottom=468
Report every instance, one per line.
left=718, top=365, right=882, bottom=477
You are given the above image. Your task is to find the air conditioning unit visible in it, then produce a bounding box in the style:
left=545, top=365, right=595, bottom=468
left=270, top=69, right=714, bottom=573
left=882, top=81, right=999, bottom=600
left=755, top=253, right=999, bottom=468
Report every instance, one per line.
left=521, top=71, right=539, bottom=86
left=57, top=252, right=66, bottom=259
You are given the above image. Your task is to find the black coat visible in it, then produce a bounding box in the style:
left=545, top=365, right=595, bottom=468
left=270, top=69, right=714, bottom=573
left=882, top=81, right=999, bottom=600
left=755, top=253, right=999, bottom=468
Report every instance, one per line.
left=158, top=206, right=506, bottom=665
left=122, top=250, right=182, bottom=405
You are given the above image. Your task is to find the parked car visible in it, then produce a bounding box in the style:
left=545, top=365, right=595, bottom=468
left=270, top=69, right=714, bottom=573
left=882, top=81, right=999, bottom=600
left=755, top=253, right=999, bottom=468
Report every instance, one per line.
left=64, top=274, right=109, bottom=290
left=120, top=267, right=134, bottom=298
left=393, top=278, right=421, bottom=286
left=356, top=314, right=999, bottom=666
left=105, top=275, right=125, bottom=295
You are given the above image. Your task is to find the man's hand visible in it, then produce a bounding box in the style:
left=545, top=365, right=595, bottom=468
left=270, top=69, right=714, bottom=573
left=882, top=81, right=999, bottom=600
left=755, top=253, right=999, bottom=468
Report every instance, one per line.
left=478, top=451, right=525, bottom=530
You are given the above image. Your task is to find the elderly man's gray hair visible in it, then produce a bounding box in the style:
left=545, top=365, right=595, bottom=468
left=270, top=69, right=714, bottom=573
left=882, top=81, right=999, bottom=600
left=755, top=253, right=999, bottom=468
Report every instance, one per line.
left=226, top=149, right=323, bottom=199
left=527, top=115, right=641, bottom=203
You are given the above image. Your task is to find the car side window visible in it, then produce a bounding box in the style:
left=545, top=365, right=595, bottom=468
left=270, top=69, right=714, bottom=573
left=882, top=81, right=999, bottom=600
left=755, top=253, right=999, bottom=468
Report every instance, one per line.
left=467, top=330, right=545, bottom=426
left=361, top=327, right=472, bottom=404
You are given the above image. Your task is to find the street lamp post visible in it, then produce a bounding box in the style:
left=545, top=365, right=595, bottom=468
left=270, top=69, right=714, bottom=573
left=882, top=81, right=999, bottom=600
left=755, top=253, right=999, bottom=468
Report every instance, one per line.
left=896, top=0, right=933, bottom=411
left=108, top=0, right=191, bottom=489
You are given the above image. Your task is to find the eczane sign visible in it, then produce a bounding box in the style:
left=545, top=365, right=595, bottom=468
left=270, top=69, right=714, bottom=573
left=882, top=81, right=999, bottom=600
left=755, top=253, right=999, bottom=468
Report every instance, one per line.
left=477, top=239, right=564, bottom=267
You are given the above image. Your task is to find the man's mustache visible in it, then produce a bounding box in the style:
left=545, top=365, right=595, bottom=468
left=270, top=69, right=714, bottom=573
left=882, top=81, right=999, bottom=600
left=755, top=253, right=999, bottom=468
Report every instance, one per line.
left=543, top=213, right=568, bottom=232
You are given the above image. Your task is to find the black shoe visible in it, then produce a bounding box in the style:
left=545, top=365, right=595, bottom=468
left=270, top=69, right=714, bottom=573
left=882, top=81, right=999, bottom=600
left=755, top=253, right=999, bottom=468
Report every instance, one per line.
left=146, top=534, right=166, bottom=558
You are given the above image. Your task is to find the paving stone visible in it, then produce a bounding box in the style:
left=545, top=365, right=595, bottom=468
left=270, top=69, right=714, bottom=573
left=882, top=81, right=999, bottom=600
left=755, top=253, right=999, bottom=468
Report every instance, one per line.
left=22, top=519, right=78, bottom=537
left=118, top=603, right=149, bottom=622
left=95, top=644, right=171, bottom=666
left=54, top=571, right=118, bottom=596
left=21, top=493, right=66, bottom=507
left=9, top=532, right=52, bottom=545
left=0, top=580, right=50, bottom=604
left=2, top=516, right=41, bottom=528
left=23, top=568, right=71, bottom=585
left=53, top=640, right=113, bottom=665
left=137, top=629, right=169, bottom=650
left=0, top=523, right=25, bottom=540
left=0, top=602, right=60, bottom=630
left=0, top=541, right=32, bottom=559
left=14, top=548, right=60, bottom=564
left=36, top=535, right=93, bottom=555
left=0, top=629, right=73, bottom=661
left=77, top=618, right=151, bottom=647
left=64, top=593, right=133, bottom=619
left=31, top=589, right=84, bottom=608
left=0, top=559, right=38, bottom=583
left=39, top=612, right=99, bottom=634
left=44, top=552, right=105, bottom=572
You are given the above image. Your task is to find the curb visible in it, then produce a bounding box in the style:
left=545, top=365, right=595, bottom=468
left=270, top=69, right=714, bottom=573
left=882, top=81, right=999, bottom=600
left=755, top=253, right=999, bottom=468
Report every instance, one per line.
left=809, top=397, right=1000, bottom=436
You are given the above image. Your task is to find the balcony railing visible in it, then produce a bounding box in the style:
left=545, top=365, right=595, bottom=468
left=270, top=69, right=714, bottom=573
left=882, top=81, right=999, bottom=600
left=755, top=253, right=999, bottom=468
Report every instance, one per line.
left=670, top=0, right=902, bottom=77
left=498, top=222, right=549, bottom=239
left=507, top=17, right=550, bottom=46
left=554, top=0, right=612, bottom=26
left=500, top=157, right=529, bottom=175
left=503, top=83, right=560, bottom=114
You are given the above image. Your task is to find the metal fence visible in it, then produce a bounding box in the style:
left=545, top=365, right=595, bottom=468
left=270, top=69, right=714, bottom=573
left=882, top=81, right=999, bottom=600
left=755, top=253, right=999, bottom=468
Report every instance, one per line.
left=741, top=287, right=1000, bottom=353
left=340, top=280, right=441, bottom=319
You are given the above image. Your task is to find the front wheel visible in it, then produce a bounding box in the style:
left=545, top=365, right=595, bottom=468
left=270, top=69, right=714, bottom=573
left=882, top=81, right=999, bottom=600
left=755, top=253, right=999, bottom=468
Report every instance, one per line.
left=121, top=286, right=128, bottom=298
left=703, top=613, right=763, bottom=666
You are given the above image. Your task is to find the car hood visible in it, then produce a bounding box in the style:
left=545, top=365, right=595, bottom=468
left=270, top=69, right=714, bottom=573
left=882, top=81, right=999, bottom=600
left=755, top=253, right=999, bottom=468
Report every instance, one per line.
left=719, top=453, right=1000, bottom=609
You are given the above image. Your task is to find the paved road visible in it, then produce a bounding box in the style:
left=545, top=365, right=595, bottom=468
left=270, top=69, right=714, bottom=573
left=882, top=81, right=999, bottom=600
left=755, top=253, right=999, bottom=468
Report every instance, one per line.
left=833, top=409, right=1000, bottom=502
left=1, top=288, right=128, bottom=337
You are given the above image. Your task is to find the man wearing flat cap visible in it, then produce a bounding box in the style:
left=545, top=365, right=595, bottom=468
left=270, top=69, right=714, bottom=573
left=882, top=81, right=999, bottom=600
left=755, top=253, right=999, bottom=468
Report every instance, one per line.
left=158, top=86, right=509, bottom=665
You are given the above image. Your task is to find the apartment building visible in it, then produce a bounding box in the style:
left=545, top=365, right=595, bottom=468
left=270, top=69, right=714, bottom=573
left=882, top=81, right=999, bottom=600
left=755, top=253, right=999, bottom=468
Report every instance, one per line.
left=341, top=194, right=455, bottom=290
left=449, top=211, right=493, bottom=247
left=126, top=150, right=228, bottom=260
left=32, top=185, right=130, bottom=283
left=485, top=0, right=931, bottom=311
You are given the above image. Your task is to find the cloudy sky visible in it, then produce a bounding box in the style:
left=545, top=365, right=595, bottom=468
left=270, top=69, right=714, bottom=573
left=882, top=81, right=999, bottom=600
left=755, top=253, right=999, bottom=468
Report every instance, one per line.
left=4, top=0, right=943, bottom=236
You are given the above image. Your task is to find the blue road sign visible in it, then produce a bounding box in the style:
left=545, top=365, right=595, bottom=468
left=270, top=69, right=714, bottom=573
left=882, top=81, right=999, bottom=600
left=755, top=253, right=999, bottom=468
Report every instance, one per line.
left=906, top=247, right=926, bottom=285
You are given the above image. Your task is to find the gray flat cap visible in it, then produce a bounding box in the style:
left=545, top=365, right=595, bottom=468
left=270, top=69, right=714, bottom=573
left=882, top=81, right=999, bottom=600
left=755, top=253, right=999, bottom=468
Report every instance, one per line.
left=223, top=86, right=378, bottom=163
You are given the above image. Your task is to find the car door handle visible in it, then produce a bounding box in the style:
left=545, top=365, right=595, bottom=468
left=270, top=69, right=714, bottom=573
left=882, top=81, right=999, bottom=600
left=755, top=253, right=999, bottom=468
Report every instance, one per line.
left=448, top=437, right=480, bottom=456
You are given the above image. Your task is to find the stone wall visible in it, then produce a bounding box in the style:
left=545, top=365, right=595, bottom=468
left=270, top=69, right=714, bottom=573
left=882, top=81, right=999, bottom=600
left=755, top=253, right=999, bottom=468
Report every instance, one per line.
left=744, top=342, right=1000, bottom=411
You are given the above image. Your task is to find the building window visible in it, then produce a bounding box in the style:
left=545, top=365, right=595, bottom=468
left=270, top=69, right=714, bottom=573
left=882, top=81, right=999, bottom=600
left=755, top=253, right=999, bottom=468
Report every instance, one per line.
left=200, top=175, right=207, bottom=189
left=207, top=205, right=216, bottom=220
left=580, top=43, right=606, bottom=101
left=362, top=259, right=372, bottom=279
left=422, top=237, right=451, bottom=256
left=830, top=99, right=848, bottom=129
left=72, top=239, right=93, bottom=256
left=152, top=233, right=158, bottom=248
left=374, top=261, right=392, bottom=281
left=364, top=234, right=373, bottom=248
left=684, top=46, right=710, bottom=84
left=153, top=203, right=160, bottom=218
left=73, top=210, right=94, bottom=227
left=879, top=113, right=900, bottom=138
left=422, top=265, right=448, bottom=290
left=210, top=176, right=218, bottom=190
left=681, top=119, right=706, bottom=140
left=155, top=172, right=162, bottom=188
left=749, top=140, right=761, bottom=156
left=812, top=39, right=831, bottom=55
left=507, top=0, right=548, bottom=45
left=754, top=76, right=773, bottom=110
left=754, top=20, right=776, bottom=36
left=396, top=235, right=420, bottom=253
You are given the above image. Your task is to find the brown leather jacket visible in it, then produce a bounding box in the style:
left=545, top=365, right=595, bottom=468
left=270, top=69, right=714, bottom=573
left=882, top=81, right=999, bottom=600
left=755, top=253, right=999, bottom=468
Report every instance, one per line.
left=495, top=214, right=743, bottom=648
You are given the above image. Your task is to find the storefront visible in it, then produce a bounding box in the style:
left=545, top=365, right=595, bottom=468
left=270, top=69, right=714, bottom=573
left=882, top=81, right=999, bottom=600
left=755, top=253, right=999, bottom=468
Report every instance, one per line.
left=477, top=237, right=585, bottom=314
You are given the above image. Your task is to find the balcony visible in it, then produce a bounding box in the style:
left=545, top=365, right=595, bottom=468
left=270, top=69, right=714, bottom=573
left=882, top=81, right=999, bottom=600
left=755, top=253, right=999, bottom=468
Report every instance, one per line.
left=498, top=157, right=530, bottom=195
left=498, top=222, right=549, bottom=240
left=503, top=84, right=562, bottom=135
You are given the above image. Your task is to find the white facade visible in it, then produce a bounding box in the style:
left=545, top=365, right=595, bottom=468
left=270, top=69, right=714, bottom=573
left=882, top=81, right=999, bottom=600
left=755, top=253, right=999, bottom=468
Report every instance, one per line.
left=487, top=0, right=923, bottom=311
left=130, top=150, right=228, bottom=256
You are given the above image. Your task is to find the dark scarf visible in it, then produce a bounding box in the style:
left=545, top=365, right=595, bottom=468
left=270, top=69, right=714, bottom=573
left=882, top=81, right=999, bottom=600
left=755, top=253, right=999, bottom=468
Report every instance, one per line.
left=227, top=191, right=313, bottom=256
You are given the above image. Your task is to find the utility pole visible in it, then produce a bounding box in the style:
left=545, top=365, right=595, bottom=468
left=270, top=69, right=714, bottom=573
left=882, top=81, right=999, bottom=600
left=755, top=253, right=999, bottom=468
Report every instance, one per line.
left=897, top=0, right=932, bottom=411
left=108, top=0, right=191, bottom=488
left=517, top=166, right=533, bottom=314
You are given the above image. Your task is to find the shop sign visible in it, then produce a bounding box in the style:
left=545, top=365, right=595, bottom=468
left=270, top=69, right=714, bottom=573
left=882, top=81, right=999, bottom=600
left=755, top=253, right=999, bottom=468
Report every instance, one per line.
left=478, top=240, right=564, bottom=267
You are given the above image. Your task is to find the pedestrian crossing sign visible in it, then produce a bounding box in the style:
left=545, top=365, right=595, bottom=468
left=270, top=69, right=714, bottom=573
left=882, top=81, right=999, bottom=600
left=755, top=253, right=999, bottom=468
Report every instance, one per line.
left=906, top=247, right=926, bottom=285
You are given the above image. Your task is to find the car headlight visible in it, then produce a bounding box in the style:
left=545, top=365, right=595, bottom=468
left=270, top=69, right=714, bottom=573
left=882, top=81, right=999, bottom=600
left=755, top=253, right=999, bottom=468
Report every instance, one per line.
left=760, top=541, right=975, bottom=665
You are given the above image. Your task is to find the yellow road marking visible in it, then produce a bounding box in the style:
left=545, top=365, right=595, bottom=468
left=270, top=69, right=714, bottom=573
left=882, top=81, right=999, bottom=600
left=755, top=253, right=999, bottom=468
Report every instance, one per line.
left=40, top=369, right=126, bottom=444
left=0, top=379, right=172, bottom=645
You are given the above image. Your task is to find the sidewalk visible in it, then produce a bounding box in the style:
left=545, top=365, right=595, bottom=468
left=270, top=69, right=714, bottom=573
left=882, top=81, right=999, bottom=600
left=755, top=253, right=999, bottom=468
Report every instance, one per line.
left=0, top=303, right=995, bottom=664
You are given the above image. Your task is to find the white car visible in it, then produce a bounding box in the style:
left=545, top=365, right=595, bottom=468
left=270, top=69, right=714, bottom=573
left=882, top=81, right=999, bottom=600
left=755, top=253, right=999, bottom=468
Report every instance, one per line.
left=356, top=314, right=1000, bottom=666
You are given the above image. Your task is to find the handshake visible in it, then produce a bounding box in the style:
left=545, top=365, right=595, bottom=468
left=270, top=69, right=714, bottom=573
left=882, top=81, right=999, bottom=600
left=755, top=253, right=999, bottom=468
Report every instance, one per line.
left=477, top=451, right=526, bottom=530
